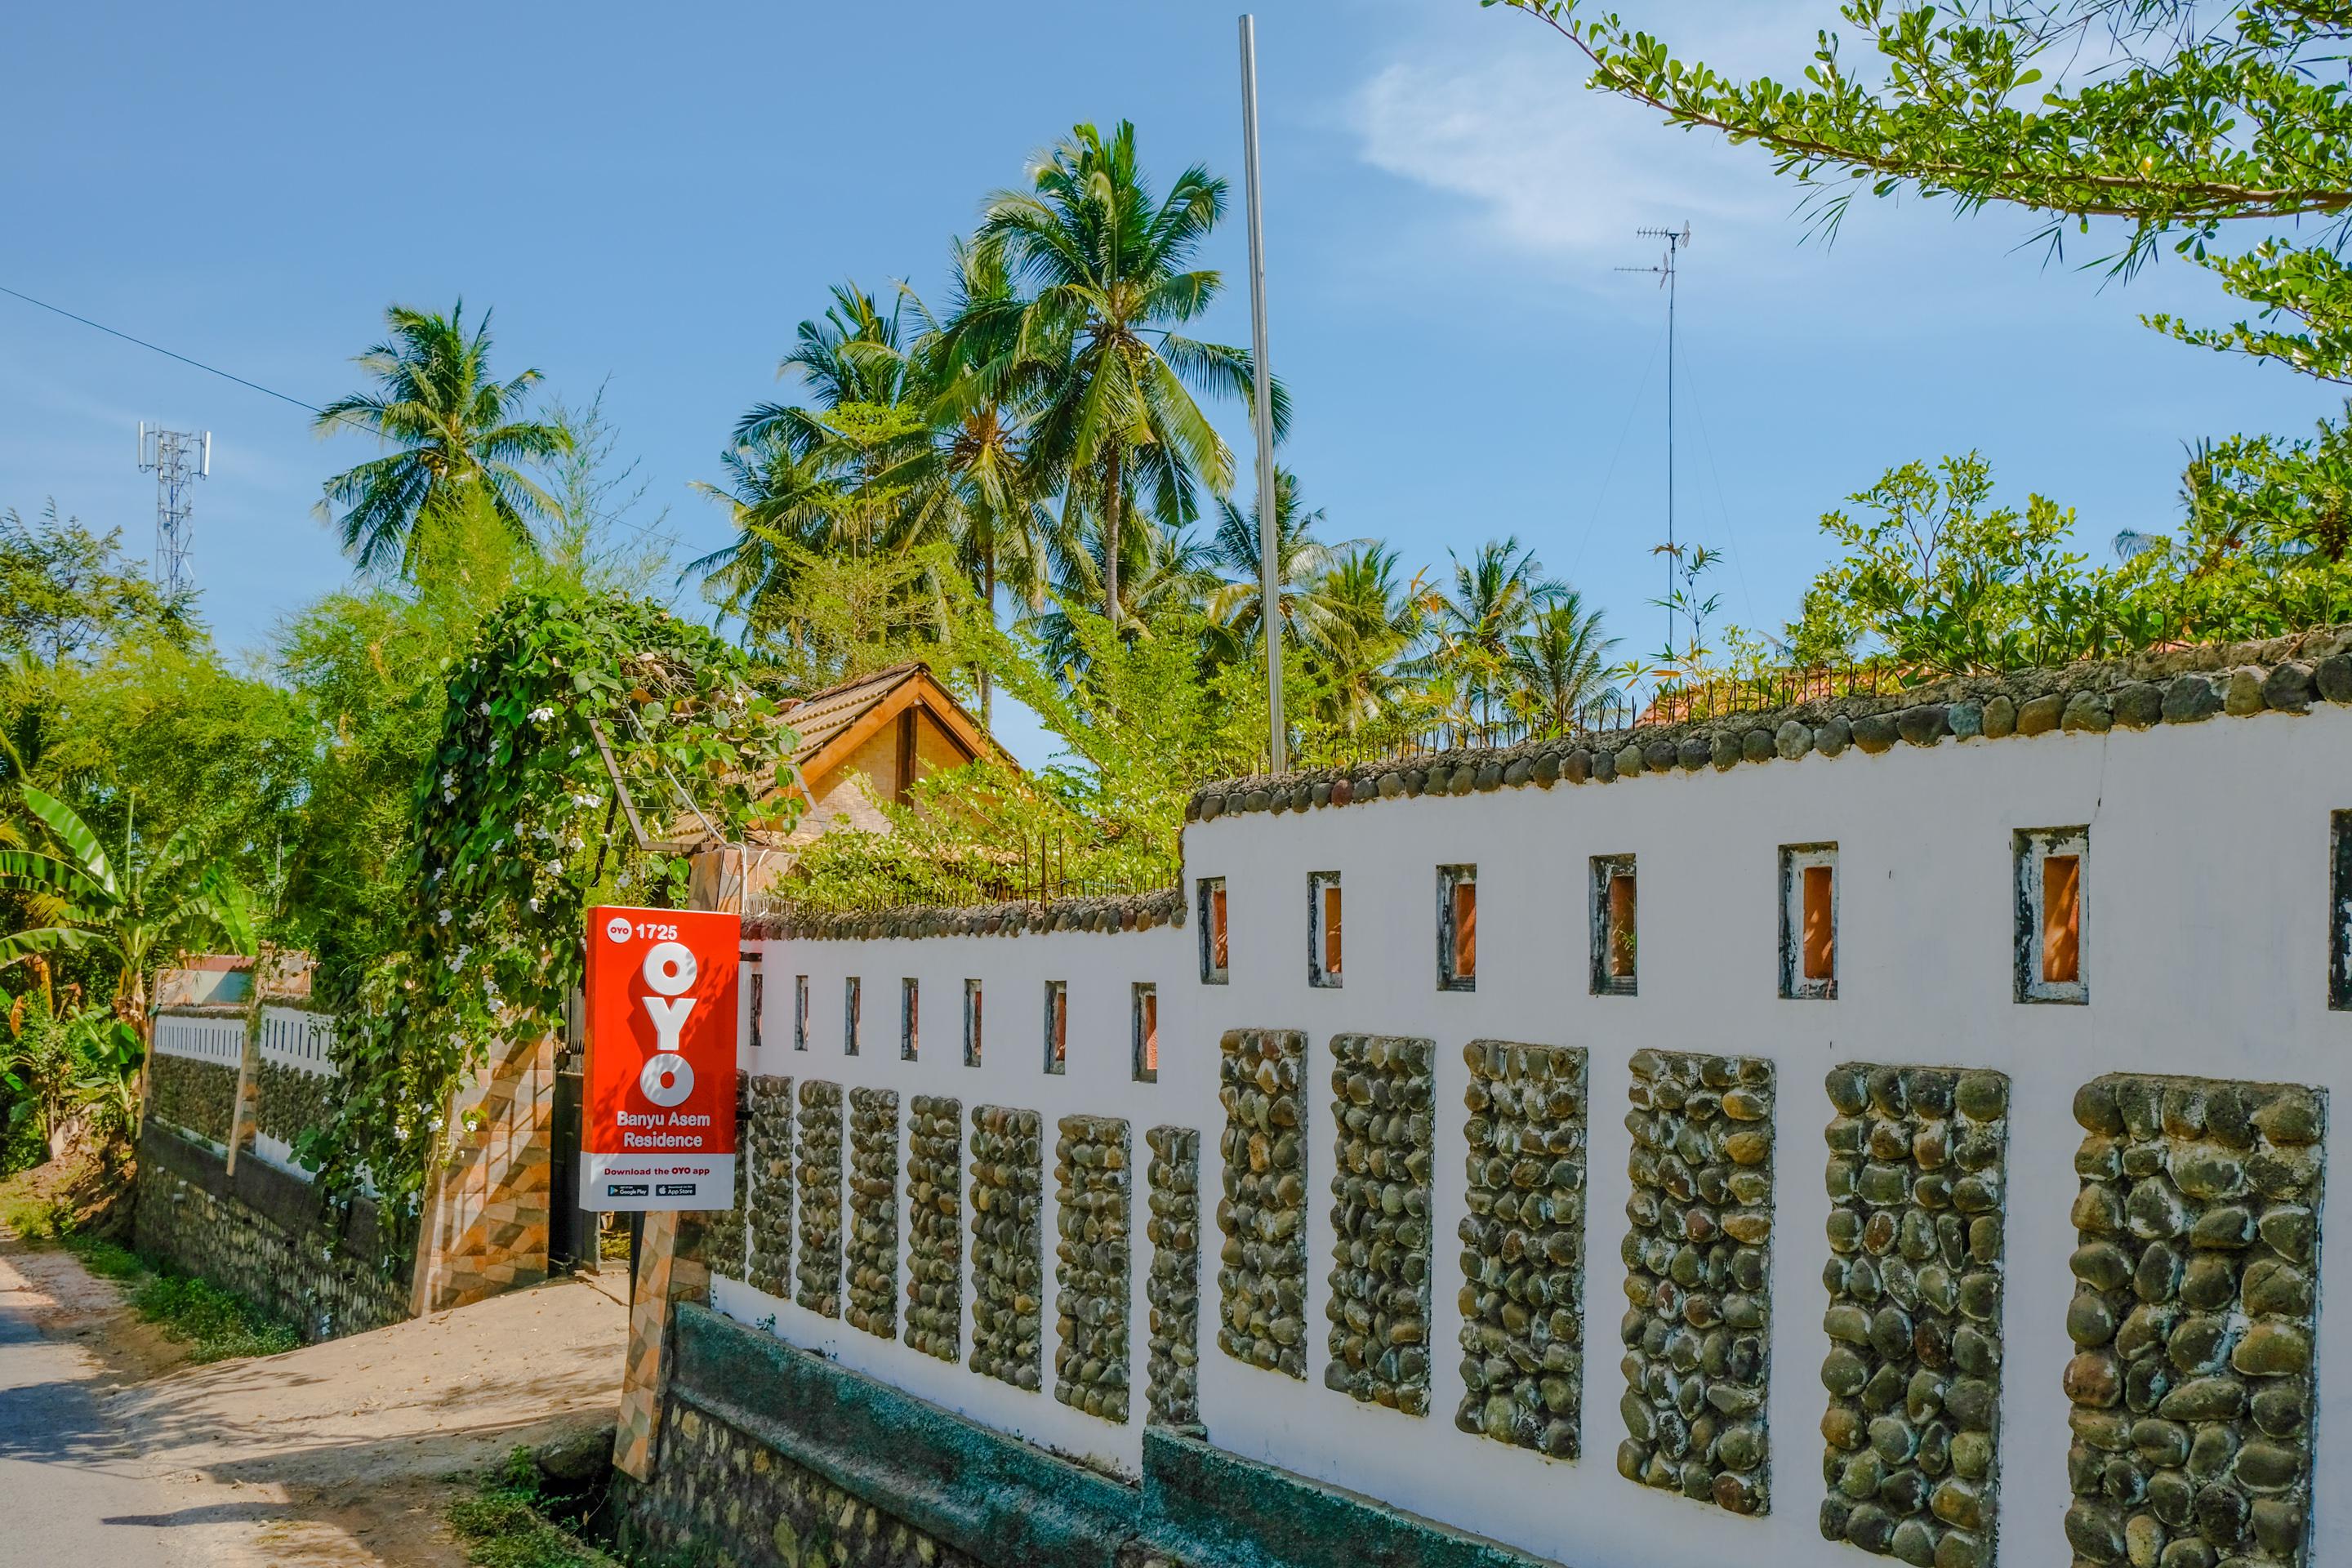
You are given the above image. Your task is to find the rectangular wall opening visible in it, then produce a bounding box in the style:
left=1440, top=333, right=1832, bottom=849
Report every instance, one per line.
left=747, top=965, right=766, bottom=1053
left=1309, top=871, right=1343, bottom=988
left=1133, top=983, right=1159, bottom=1082
left=1438, top=866, right=1477, bottom=991
left=2016, top=827, right=2089, bottom=1004
left=1044, top=980, right=1067, bottom=1076
left=1199, top=877, right=1229, bottom=984
left=844, top=977, right=862, bottom=1054
left=2334, top=811, right=2351, bottom=1011
left=901, top=978, right=920, bottom=1061
left=964, top=979, right=983, bottom=1067
left=793, top=975, right=808, bottom=1051
left=1780, top=844, right=1838, bottom=1000
left=1590, top=855, right=1637, bottom=996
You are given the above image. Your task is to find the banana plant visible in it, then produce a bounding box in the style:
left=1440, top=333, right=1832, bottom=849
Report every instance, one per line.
left=0, top=786, right=255, bottom=1036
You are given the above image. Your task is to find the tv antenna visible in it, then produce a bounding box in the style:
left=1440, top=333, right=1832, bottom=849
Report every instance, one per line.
left=137, top=422, right=208, bottom=597
left=1618, top=224, right=1690, bottom=654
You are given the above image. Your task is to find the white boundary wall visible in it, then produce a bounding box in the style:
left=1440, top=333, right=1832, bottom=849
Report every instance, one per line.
left=719, top=704, right=2352, bottom=1566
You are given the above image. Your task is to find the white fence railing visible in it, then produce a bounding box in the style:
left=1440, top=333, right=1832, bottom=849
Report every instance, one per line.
left=258, top=1005, right=336, bottom=1075
left=151, top=1009, right=243, bottom=1067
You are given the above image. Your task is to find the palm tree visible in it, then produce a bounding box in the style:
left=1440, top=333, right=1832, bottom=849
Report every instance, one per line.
left=1509, top=594, right=1618, bottom=733
left=1027, top=519, right=1219, bottom=681
left=314, top=302, right=572, bottom=578
left=896, top=245, right=1062, bottom=721
left=1309, top=545, right=1425, bottom=733
left=1409, top=537, right=1570, bottom=743
left=0, top=786, right=253, bottom=1037
left=693, top=285, right=941, bottom=638
left=974, top=121, right=1286, bottom=623
left=1204, top=469, right=1365, bottom=655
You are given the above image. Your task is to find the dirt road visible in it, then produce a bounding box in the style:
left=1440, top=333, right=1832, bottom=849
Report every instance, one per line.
left=0, top=1230, right=630, bottom=1565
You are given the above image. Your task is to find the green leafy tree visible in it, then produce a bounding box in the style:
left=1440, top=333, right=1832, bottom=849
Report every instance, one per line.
left=314, top=586, right=797, bottom=1245
left=314, top=301, right=573, bottom=579
left=0, top=786, right=254, bottom=1034
left=2, top=994, right=141, bottom=1165
left=1486, top=2, right=2352, bottom=383
left=1787, top=452, right=2176, bottom=672
left=0, top=503, right=191, bottom=666
left=973, top=120, right=1285, bottom=621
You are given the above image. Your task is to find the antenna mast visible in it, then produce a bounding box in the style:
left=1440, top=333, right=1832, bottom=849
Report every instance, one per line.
left=1619, top=225, right=1690, bottom=654
left=136, top=422, right=209, bottom=597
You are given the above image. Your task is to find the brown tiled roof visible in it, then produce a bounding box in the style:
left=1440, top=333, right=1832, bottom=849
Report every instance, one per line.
left=777, top=662, right=929, bottom=768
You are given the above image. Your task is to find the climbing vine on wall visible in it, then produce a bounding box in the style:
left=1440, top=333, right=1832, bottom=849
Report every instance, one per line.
left=305, top=588, right=796, bottom=1256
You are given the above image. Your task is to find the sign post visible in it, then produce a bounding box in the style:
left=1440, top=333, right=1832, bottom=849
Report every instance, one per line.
left=583, top=905, right=740, bottom=1211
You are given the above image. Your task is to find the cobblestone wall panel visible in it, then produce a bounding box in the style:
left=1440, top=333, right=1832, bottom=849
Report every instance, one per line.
left=1056, top=1114, right=1132, bottom=1423
left=795, top=1080, right=844, bottom=1319
left=1817, top=1063, right=2009, bottom=1566
left=1325, top=1033, right=1434, bottom=1414
left=905, top=1094, right=962, bottom=1362
left=847, top=1086, right=900, bottom=1339
left=970, top=1103, right=1044, bottom=1390
left=1619, top=1047, right=1776, bottom=1516
left=1147, top=1125, right=1203, bottom=1431
left=2063, top=1073, right=2326, bottom=1568
left=1217, top=1027, right=1309, bottom=1381
left=1458, top=1040, right=1588, bottom=1459
left=747, top=1075, right=795, bottom=1295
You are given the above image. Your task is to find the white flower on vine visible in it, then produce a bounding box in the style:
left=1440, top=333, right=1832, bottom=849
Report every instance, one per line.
left=528, top=706, right=555, bottom=724
left=440, top=771, right=454, bottom=790
left=568, top=836, right=585, bottom=851
left=436, top=909, right=452, bottom=926
left=527, top=897, right=541, bottom=912
left=443, top=789, right=455, bottom=804
left=568, top=745, right=583, bottom=760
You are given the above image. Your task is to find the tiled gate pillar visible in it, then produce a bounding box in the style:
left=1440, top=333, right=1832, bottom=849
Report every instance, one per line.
left=614, top=846, right=738, bottom=1481
left=408, top=1031, right=557, bottom=1314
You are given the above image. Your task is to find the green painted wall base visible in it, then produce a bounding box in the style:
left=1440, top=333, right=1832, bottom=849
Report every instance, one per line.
left=628, top=1303, right=1565, bottom=1568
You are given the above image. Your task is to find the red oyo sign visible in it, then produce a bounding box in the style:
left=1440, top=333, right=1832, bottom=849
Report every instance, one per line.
left=582, top=905, right=740, bottom=1211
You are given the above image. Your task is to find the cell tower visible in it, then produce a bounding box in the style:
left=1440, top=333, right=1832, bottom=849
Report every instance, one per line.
left=137, top=422, right=209, bottom=597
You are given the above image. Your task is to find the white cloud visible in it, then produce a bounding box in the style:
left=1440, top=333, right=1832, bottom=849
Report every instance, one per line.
left=1347, top=5, right=1842, bottom=271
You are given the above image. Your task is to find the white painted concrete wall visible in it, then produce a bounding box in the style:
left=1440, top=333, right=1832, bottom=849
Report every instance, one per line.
left=717, top=704, right=2352, bottom=1566
left=714, top=920, right=1188, bottom=1476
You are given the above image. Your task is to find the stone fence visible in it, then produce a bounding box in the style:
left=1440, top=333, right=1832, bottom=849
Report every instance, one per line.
left=621, top=628, right=2352, bottom=1568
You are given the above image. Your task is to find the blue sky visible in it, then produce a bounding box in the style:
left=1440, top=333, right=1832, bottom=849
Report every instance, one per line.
left=2, top=1, right=2335, bottom=768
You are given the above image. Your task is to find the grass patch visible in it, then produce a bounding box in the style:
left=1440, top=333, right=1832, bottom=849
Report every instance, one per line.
left=448, top=1450, right=617, bottom=1568
left=128, top=1272, right=301, bottom=1362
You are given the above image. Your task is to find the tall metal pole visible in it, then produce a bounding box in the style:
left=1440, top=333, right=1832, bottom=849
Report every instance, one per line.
left=1239, top=14, right=1284, bottom=773
left=1623, top=225, right=1689, bottom=655
left=1664, top=238, right=1676, bottom=653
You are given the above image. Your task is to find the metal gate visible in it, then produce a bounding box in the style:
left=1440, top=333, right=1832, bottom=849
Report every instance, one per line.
left=549, top=989, right=601, bottom=1272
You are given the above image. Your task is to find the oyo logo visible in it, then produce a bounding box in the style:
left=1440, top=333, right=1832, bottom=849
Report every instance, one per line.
left=639, top=940, right=699, bottom=1107
left=605, top=914, right=632, bottom=944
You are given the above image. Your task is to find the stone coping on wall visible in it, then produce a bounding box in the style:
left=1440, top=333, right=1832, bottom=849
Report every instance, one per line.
left=666, top=1302, right=1562, bottom=1568
left=1184, top=626, right=2352, bottom=822
left=747, top=885, right=1184, bottom=945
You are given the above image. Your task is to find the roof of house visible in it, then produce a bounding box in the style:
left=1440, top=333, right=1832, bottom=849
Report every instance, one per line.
left=776, top=662, right=1003, bottom=786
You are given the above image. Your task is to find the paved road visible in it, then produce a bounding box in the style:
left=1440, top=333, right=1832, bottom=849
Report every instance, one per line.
left=0, top=1249, right=196, bottom=1568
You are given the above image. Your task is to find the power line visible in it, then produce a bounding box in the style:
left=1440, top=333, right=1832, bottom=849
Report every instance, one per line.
left=0, top=280, right=682, bottom=549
